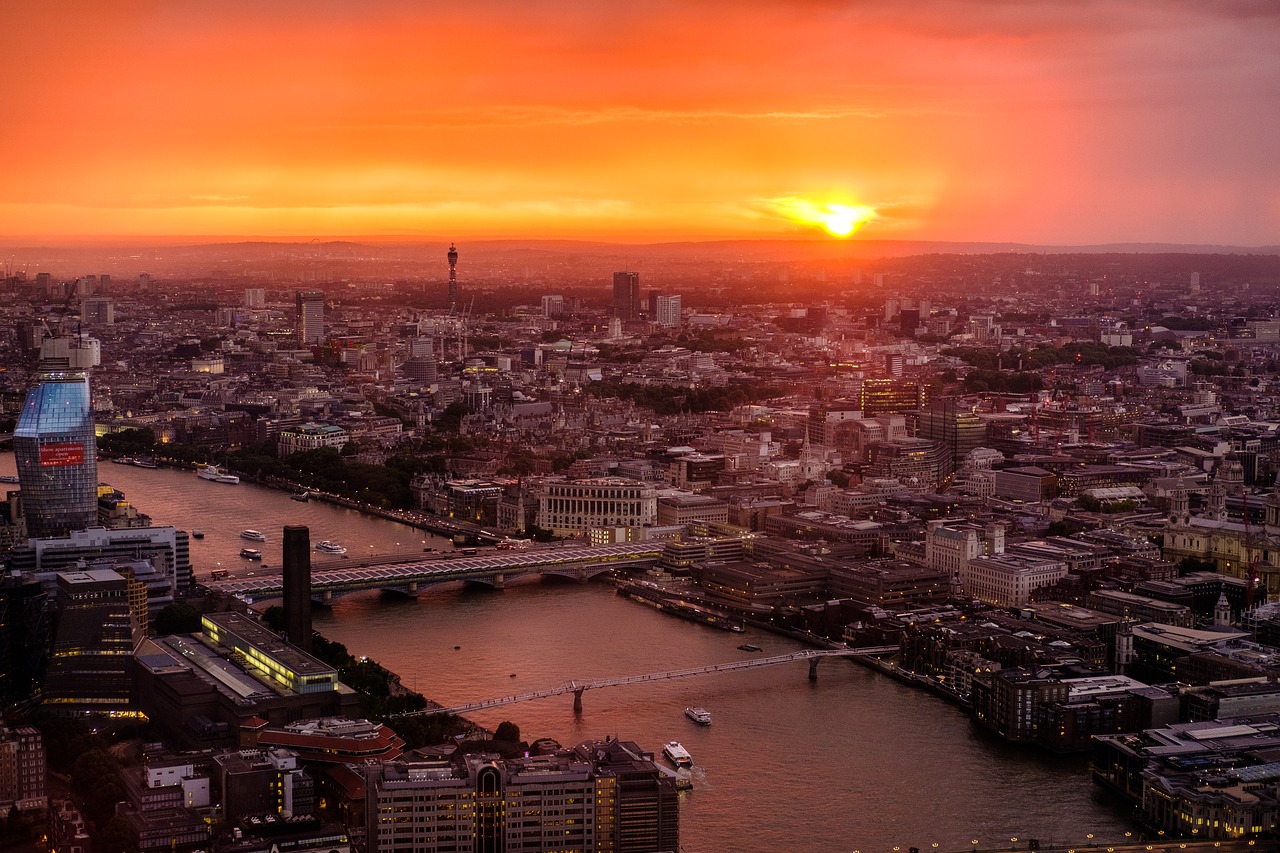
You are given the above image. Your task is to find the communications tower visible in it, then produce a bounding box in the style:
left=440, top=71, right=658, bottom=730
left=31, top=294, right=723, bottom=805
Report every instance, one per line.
left=447, top=243, right=458, bottom=309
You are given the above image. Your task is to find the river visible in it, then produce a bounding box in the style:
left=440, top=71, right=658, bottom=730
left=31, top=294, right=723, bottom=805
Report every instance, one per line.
left=4, top=455, right=1135, bottom=852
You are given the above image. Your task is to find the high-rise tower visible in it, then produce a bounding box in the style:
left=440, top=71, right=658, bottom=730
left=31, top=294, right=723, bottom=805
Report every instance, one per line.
left=14, top=335, right=101, bottom=539
left=612, top=271, right=640, bottom=321
left=447, top=243, right=458, bottom=308
left=296, top=290, right=325, bottom=345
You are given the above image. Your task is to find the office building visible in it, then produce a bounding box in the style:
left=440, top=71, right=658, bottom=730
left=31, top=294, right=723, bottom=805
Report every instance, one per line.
left=43, top=568, right=146, bottom=713
left=14, top=335, right=100, bottom=539
left=916, top=398, right=987, bottom=478
left=858, top=378, right=926, bottom=415
left=536, top=477, right=657, bottom=537
left=612, top=271, right=640, bottom=321
left=244, top=288, right=265, bottom=309
left=80, top=296, right=114, bottom=326
left=0, top=577, right=49, bottom=709
left=295, top=290, right=325, bottom=345
left=277, top=423, right=348, bottom=457
left=9, top=525, right=193, bottom=599
left=365, top=738, right=677, bottom=853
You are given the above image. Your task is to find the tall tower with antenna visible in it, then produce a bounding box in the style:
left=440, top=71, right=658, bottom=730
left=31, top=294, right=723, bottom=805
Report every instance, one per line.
left=447, top=243, right=459, bottom=309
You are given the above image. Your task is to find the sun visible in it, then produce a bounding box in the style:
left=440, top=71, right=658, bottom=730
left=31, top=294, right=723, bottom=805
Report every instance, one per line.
left=764, top=197, right=877, bottom=238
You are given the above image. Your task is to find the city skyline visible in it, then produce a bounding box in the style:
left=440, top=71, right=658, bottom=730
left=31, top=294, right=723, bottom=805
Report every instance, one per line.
left=2, top=1, right=1278, bottom=246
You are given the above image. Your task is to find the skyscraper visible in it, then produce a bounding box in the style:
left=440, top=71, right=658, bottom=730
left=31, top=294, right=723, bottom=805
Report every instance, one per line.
left=447, top=243, right=459, bottom=308
left=296, top=290, right=325, bottom=345
left=612, top=271, right=640, bottom=320
left=14, top=335, right=100, bottom=539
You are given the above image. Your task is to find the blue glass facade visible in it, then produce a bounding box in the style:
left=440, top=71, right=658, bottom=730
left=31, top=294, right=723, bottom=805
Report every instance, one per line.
left=14, top=371, right=99, bottom=539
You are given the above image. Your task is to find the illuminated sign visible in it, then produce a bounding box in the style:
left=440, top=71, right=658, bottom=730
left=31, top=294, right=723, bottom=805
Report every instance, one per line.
left=40, top=443, right=85, bottom=467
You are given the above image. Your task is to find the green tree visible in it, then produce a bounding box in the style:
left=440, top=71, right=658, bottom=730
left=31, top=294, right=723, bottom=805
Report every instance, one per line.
left=494, top=721, right=521, bottom=744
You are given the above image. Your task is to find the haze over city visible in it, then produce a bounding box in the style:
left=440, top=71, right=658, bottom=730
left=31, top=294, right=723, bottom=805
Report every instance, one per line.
left=3, top=1, right=1278, bottom=246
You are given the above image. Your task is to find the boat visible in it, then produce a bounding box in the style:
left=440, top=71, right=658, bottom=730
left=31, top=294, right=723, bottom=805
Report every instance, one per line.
left=239, top=548, right=262, bottom=560
left=133, top=457, right=158, bottom=469
left=112, top=457, right=134, bottom=465
left=197, top=465, right=239, bottom=484
left=291, top=491, right=310, bottom=502
left=0, top=475, right=19, bottom=484
left=685, top=707, right=712, bottom=726
left=240, top=529, right=266, bottom=541
left=314, top=540, right=347, bottom=555
left=191, top=529, right=205, bottom=539
left=662, top=742, right=693, bottom=769
left=737, top=644, right=762, bottom=652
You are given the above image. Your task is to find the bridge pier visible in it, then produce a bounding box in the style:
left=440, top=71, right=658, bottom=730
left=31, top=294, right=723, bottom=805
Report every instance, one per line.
left=408, top=581, right=418, bottom=593
left=573, top=688, right=584, bottom=714
left=322, top=590, right=333, bottom=605
left=809, top=658, right=820, bottom=681
left=492, top=573, right=505, bottom=589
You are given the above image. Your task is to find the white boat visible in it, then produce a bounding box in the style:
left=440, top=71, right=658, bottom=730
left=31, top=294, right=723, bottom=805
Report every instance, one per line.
left=315, top=540, right=347, bottom=555
left=662, top=742, right=693, bottom=768
left=240, top=529, right=266, bottom=541
left=197, top=465, right=239, bottom=484
left=685, top=707, right=712, bottom=726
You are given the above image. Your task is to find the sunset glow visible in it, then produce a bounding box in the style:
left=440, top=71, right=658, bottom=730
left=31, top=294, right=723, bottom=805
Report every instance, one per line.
left=766, top=198, right=879, bottom=239
left=1, top=1, right=1277, bottom=244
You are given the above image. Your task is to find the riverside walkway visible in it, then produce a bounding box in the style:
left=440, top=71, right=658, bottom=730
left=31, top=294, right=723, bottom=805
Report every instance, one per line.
left=397, top=646, right=900, bottom=717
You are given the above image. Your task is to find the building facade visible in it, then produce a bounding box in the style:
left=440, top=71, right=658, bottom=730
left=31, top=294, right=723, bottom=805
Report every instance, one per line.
left=611, top=272, right=641, bottom=321
left=296, top=290, right=325, bottom=345
left=536, top=477, right=657, bottom=537
left=14, top=336, right=101, bottom=539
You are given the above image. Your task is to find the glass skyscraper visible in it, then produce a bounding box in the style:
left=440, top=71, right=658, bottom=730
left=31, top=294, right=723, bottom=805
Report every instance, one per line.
left=14, top=336, right=100, bottom=539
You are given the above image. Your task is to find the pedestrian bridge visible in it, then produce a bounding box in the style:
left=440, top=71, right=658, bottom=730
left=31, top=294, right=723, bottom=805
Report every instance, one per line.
left=396, top=647, right=900, bottom=718
left=203, top=542, right=664, bottom=603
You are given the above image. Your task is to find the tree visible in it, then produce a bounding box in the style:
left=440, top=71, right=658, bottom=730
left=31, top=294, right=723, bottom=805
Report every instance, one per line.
left=95, top=816, right=139, bottom=853
left=154, top=602, right=202, bottom=635
left=494, top=721, right=521, bottom=744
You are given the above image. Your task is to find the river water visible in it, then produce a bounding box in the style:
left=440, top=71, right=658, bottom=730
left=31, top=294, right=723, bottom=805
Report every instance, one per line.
left=5, top=455, right=1135, bottom=852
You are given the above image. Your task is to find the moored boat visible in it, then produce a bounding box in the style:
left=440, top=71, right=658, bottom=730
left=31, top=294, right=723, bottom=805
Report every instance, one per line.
left=291, top=491, right=310, bottom=502
left=197, top=465, right=239, bottom=484
left=685, top=707, right=712, bottom=725
left=737, top=644, right=762, bottom=652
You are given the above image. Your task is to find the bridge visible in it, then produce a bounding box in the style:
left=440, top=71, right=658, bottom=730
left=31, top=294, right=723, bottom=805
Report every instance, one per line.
left=203, top=542, right=664, bottom=603
left=397, top=647, right=900, bottom=718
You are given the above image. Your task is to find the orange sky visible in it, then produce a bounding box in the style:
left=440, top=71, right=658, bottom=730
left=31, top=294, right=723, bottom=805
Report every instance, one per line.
left=2, top=1, right=1277, bottom=244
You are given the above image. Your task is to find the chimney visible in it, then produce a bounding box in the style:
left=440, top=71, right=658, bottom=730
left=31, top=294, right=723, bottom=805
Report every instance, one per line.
left=282, top=525, right=312, bottom=652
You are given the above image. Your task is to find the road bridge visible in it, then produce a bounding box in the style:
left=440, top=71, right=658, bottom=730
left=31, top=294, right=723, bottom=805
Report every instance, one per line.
left=397, top=646, right=900, bottom=718
left=203, top=542, right=664, bottom=603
